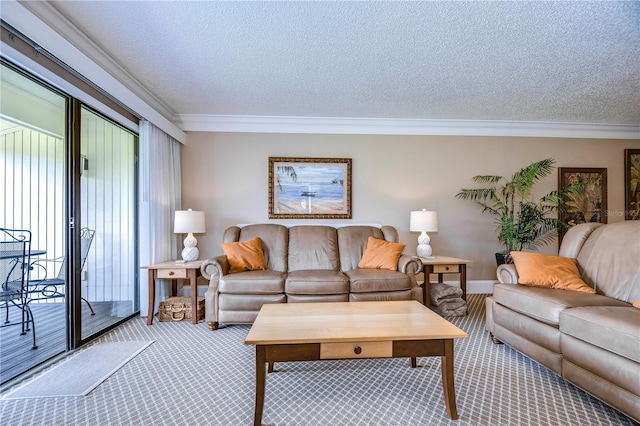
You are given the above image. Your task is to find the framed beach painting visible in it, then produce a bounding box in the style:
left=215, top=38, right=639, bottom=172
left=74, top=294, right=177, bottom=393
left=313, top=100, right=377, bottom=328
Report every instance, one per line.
left=558, top=167, right=608, bottom=240
left=625, top=149, right=640, bottom=220
left=268, top=157, right=352, bottom=219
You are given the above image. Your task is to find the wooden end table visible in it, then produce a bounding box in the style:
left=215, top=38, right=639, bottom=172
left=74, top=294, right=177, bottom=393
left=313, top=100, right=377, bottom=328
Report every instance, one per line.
left=245, top=301, right=468, bottom=424
left=141, top=260, right=203, bottom=325
left=418, top=256, right=473, bottom=306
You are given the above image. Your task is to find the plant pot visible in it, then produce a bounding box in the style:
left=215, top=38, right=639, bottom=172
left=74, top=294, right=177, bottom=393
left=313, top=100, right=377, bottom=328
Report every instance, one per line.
left=495, top=252, right=513, bottom=266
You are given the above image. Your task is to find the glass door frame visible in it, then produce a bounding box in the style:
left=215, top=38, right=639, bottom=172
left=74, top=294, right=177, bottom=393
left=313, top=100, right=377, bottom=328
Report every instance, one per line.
left=2, top=59, right=140, bottom=355
left=72, top=102, right=140, bottom=347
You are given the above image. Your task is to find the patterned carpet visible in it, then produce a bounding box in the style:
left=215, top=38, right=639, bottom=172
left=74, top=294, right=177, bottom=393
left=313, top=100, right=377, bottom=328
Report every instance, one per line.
left=0, top=294, right=636, bottom=425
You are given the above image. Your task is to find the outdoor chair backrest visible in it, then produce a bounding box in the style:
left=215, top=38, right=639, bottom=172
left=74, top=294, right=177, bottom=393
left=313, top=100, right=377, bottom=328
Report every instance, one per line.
left=0, top=228, right=31, bottom=296
left=55, top=228, right=95, bottom=280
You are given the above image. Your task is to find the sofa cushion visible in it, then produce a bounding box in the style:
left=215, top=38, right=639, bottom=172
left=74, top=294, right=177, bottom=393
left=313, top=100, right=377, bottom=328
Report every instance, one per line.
left=493, top=283, right=629, bottom=326
left=337, top=226, right=385, bottom=272
left=510, top=251, right=594, bottom=293
left=350, top=290, right=413, bottom=302
left=219, top=293, right=286, bottom=311
left=558, top=222, right=602, bottom=258
left=235, top=224, right=289, bottom=272
left=575, top=221, right=640, bottom=303
left=288, top=294, right=349, bottom=303
left=560, top=306, right=640, bottom=363
left=288, top=226, right=340, bottom=271
left=285, top=270, right=349, bottom=295
left=221, top=237, right=268, bottom=273
left=358, top=237, right=405, bottom=271
left=562, top=336, right=640, bottom=415
left=346, top=269, right=412, bottom=293
left=219, top=270, right=285, bottom=294
left=493, top=302, right=563, bottom=355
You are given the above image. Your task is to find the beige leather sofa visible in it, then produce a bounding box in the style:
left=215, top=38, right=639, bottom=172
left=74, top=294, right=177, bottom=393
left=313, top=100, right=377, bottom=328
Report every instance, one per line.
left=201, top=224, right=423, bottom=330
left=486, top=221, right=640, bottom=422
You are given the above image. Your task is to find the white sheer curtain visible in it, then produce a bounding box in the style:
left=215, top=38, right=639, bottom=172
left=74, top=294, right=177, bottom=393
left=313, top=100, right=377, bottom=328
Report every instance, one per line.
left=139, top=119, right=181, bottom=317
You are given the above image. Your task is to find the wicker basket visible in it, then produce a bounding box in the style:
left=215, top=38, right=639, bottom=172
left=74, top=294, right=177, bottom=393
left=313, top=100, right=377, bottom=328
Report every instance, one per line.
left=159, top=296, right=204, bottom=322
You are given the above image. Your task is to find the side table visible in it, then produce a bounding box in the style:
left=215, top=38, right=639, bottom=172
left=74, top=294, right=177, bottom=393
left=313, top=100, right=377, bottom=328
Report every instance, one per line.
left=417, top=256, right=473, bottom=306
left=141, top=260, right=203, bottom=325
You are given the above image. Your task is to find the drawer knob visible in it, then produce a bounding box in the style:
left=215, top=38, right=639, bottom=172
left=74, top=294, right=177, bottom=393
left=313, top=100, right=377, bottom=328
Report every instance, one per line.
left=354, top=346, right=362, bottom=355
left=445, top=266, right=450, bottom=271
left=169, top=271, right=175, bottom=276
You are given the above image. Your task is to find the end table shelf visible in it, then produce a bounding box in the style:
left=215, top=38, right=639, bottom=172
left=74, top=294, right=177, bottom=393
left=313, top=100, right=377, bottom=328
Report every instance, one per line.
left=416, top=256, right=473, bottom=306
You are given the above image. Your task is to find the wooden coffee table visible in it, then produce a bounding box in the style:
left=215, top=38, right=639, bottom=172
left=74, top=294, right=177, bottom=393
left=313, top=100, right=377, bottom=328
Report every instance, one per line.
left=245, top=300, right=468, bottom=425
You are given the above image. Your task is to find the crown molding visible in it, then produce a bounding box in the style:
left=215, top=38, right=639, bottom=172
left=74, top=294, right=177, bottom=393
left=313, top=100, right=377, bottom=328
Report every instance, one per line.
left=6, top=1, right=638, bottom=142
left=176, top=114, right=640, bottom=139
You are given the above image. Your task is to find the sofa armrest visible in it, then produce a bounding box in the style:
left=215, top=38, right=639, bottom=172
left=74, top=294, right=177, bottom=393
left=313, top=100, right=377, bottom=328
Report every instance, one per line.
left=497, top=264, right=519, bottom=284
left=201, top=255, right=228, bottom=281
left=398, top=254, right=422, bottom=275
left=201, top=255, right=229, bottom=328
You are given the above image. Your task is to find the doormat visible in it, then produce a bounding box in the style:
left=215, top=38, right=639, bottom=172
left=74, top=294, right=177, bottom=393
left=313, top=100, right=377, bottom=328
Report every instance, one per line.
left=2, top=340, right=154, bottom=399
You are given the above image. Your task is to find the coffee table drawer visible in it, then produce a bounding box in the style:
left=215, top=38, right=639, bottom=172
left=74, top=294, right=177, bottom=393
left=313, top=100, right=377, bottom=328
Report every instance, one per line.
left=320, top=341, right=392, bottom=359
left=157, top=269, right=187, bottom=279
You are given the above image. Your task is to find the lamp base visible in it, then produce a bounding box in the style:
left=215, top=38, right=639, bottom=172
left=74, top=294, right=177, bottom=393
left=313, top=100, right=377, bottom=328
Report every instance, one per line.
left=416, top=232, right=433, bottom=258
left=181, top=233, right=199, bottom=262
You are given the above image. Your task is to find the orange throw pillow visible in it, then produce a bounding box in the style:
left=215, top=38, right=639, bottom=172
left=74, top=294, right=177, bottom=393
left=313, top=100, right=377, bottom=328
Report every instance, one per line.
left=358, top=237, right=405, bottom=271
left=511, top=251, right=595, bottom=294
left=221, top=237, right=268, bottom=273
left=633, top=301, right=640, bottom=308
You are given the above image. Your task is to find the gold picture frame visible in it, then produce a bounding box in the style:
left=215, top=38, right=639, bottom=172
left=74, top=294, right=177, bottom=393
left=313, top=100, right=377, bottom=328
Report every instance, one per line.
left=558, top=167, right=608, bottom=240
left=625, top=149, right=640, bottom=220
left=268, top=157, right=352, bottom=219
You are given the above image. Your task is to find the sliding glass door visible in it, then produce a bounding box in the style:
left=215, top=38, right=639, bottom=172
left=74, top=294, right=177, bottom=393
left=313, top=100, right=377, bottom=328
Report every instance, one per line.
left=1, top=61, right=139, bottom=384
left=1, top=62, right=68, bottom=383
left=79, top=107, right=137, bottom=341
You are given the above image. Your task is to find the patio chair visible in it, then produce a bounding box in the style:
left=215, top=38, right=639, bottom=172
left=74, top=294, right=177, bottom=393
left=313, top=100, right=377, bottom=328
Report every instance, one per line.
left=0, top=228, right=37, bottom=349
left=28, top=227, right=96, bottom=315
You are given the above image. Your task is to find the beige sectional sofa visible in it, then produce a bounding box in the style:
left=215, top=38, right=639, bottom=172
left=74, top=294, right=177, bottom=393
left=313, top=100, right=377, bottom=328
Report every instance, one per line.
left=201, top=224, right=423, bottom=330
left=486, top=221, right=640, bottom=422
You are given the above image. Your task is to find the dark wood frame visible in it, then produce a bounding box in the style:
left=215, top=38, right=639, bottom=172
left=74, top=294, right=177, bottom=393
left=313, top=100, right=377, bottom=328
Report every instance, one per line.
left=268, top=157, right=352, bottom=219
left=558, top=167, right=608, bottom=240
left=625, top=149, right=640, bottom=220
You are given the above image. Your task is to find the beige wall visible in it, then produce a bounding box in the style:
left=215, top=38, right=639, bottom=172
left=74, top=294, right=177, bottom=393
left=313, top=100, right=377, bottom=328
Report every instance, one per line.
left=181, top=132, right=639, bottom=280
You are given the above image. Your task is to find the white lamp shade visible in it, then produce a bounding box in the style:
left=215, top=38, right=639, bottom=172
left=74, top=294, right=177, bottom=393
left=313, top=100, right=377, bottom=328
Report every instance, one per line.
left=410, top=209, right=438, bottom=232
left=174, top=209, right=206, bottom=234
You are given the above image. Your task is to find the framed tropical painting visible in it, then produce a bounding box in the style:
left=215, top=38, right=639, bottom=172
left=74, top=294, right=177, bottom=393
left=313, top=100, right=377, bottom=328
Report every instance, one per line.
left=625, top=149, right=640, bottom=220
left=558, top=168, right=608, bottom=239
left=268, top=157, right=352, bottom=219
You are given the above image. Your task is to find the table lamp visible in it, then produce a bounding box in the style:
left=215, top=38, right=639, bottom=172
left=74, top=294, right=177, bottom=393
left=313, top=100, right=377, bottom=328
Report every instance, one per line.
left=410, top=209, right=438, bottom=259
left=174, top=209, right=206, bottom=262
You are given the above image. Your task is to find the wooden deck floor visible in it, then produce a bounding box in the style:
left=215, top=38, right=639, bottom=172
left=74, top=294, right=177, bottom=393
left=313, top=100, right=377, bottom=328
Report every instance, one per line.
left=0, top=301, right=135, bottom=385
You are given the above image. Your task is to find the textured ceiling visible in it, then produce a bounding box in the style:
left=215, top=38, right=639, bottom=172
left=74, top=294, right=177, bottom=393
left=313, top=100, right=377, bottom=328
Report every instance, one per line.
left=42, top=1, right=640, bottom=127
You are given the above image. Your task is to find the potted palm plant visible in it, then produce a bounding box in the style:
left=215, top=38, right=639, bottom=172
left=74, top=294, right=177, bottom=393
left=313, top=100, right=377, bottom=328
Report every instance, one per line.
left=456, top=158, right=577, bottom=265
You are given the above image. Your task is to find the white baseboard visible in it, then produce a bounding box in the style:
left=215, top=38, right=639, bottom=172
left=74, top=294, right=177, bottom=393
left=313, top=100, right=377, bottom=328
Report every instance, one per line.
left=468, top=280, right=498, bottom=294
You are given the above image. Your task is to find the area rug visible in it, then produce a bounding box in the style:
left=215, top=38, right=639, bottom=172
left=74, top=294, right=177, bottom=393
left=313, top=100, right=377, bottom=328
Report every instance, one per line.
left=1, top=340, right=153, bottom=399
left=1, top=296, right=635, bottom=425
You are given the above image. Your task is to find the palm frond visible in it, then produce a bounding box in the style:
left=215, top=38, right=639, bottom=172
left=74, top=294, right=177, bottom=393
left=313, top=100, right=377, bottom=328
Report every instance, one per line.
left=276, top=165, right=297, bottom=191
left=455, top=188, right=496, bottom=202
left=510, top=158, right=555, bottom=198
left=457, top=158, right=563, bottom=252
left=472, top=175, right=503, bottom=184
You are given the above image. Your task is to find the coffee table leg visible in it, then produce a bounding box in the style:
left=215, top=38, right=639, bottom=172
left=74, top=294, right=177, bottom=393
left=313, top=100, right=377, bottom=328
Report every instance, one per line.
left=441, top=339, right=459, bottom=420
left=254, top=345, right=266, bottom=426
